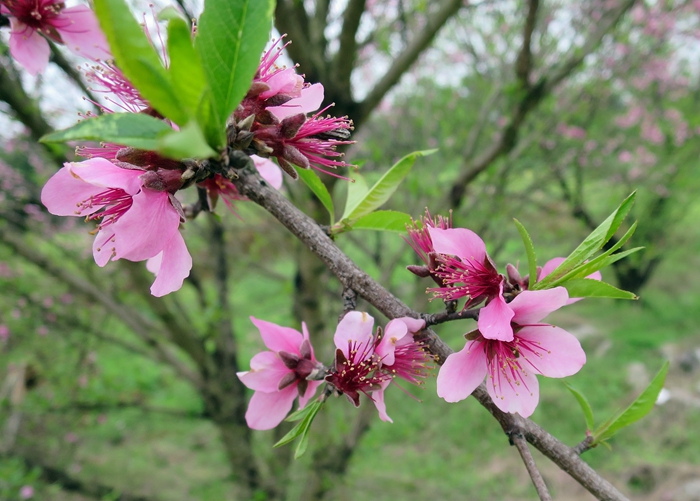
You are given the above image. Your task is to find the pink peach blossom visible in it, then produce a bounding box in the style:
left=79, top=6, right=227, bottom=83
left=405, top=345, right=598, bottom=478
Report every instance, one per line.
left=2, top=0, right=111, bottom=76
left=326, top=312, right=429, bottom=423
left=437, top=288, right=586, bottom=417
left=237, top=317, right=323, bottom=430
left=41, top=157, right=191, bottom=296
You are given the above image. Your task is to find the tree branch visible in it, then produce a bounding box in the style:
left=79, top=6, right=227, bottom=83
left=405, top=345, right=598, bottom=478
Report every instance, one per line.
left=230, top=164, right=630, bottom=501
left=511, top=432, right=552, bottom=501
left=0, top=61, right=64, bottom=164
left=449, top=0, right=636, bottom=207
left=515, top=0, right=539, bottom=87
left=332, top=0, right=367, bottom=96
left=357, top=0, right=463, bottom=127
left=0, top=226, right=202, bottom=387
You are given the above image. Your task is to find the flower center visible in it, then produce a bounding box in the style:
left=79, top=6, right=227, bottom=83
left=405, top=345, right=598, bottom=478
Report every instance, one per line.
left=6, top=0, right=63, bottom=30
left=77, top=188, right=133, bottom=230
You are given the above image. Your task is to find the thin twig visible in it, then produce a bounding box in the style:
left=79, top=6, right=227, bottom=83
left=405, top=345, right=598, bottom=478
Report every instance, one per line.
left=511, top=432, right=553, bottom=501
left=421, top=307, right=480, bottom=326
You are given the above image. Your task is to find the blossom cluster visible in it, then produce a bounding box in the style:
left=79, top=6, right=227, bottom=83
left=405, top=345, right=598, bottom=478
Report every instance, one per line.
left=18, top=5, right=351, bottom=296
left=405, top=210, right=592, bottom=417
left=237, top=312, right=431, bottom=430
left=229, top=37, right=354, bottom=178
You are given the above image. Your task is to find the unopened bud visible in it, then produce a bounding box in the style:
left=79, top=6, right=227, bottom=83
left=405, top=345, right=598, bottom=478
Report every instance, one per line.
left=237, top=114, right=255, bottom=132
left=277, top=157, right=299, bottom=179
left=506, top=263, right=522, bottom=286
left=280, top=113, right=307, bottom=139
left=247, top=81, right=271, bottom=98
left=283, top=144, right=310, bottom=169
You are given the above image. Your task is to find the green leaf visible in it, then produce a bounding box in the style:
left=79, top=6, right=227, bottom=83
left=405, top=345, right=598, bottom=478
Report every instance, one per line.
left=604, top=192, right=636, bottom=243
left=41, top=113, right=172, bottom=150
left=534, top=193, right=636, bottom=289
left=559, top=247, right=644, bottom=284
left=285, top=402, right=317, bottom=422
left=338, top=211, right=413, bottom=233
left=563, top=279, right=638, bottom=300
left=93, top=0, right=188, bottom=125
left=513, top=219, right=537, bottom=289
left=274, top=401, right=322, bottom=450
left=157, top=121, right=217, bottom=159
left=296, top=168, right=335, bottom=223
left=196, top=0, right=275, bottom=128
left=341, top=171, right=369, bottom=221
left=592, top=361, right=669, bottom=445
left=341, top=150, right=436, bottom=222
left=167, top=18, right=208, bottom=118
left=563, top=381, right=595, bottom=430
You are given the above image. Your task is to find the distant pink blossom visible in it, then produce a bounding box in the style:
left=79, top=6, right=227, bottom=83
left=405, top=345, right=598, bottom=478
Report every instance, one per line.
left=41, top=158, right=191, bottom=296
left=0, top=324, right=9, bottom=341
left=556, top=123, right=586, bottom=140
left=437, top=288, right=586, bottom=417
left=237, top=317, right=324, bottom=430
left=1, top=0, right=111, bottom=75
left=618, top=150, right=633, bottom=163
left=19, top=485, right=34, bottom=499
left=641, top=119, right=664, bottom=144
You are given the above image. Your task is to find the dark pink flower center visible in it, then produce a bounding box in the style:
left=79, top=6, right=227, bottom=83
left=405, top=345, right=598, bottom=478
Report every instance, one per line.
left=431, top=255, right=502, bottom=305
left=4, top=0, right=63, bottom=30
left=78, top=188, right=133, bottom=230
left=325, top=340, right=390, bottom=405
left=480, top=332, right=548, bottom=395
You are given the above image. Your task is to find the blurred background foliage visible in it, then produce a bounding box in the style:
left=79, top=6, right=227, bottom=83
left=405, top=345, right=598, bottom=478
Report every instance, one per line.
left=2, top=0, right=700, bottom=499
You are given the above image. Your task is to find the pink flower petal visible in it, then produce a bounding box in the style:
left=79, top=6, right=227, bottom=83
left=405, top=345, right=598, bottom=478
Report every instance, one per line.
left=517, top=326, right=586, bottom=378
left=250, top=317, right=303, bottom=354
left=41, top=165, right=105, bottom=216
left=486, top=362, right=540, bottom=417
left=9, top=20, right=50, bottom=76
left=437, top=340, right=488, bottom=403
left=396, top=317, right=426, bottom=334
left=237, top=351, right=290, bottom=392
left=375, top=319, right=408, bottom=366
left=268, top=83, right=325, bottom=120
left=149, top=230, right=192, bottom=297
left=371, top=380, right=393, bottom=423
left=539, top=257, right=564, bottom=280
left=146, top=253, right=162, bottom=274
left=478, top=293, right=515, bottom=341
left=298, top=380, right=322, bottom=408
left=260, top=68, right=302, bottom=99
left=113, top=188, right=180, bottom=262
left=510, top=288, right=569, bottom=325
left=333, top=311, right=375, bottom=358
left=428, top=227, right=487, bottom=262
left=253, top=156, right=283, bottom=190
left=92, top=229, right=115, bottom=267
left=70, top=158, right=143, bottom=195
left=55, top=6, right=112, bottom=61
left=244, top=386, right=298, bottom=430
